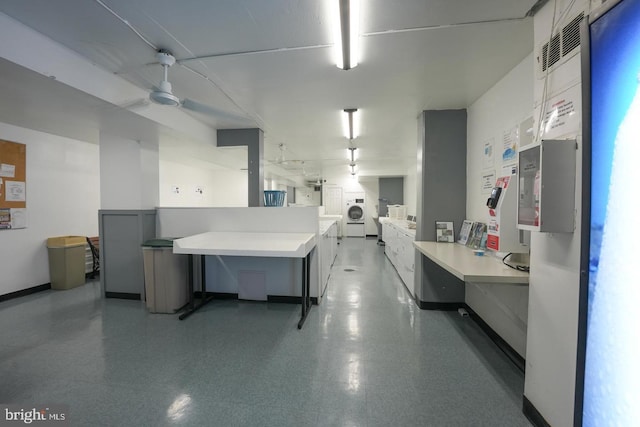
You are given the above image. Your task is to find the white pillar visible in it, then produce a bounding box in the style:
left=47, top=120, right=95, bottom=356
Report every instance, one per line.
left=99, top=132, right=159, bottom=209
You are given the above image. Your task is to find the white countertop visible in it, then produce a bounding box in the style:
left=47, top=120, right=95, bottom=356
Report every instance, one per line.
left=319, top=214, right=342, bottom=220
left=173, top=231, right=317, bottom=258
left=319, top=219, right=337, bottom=235
left=413, top=241, right=529, bottom=285
left=380, top=217, right=416, bottom=238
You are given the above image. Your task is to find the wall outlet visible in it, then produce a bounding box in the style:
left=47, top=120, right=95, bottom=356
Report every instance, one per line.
left=171, top=185, right=180, bottom=194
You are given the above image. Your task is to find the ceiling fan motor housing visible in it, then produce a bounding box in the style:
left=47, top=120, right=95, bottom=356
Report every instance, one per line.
left=156, top=50, right=175, bottom=67
left=150, top=50, right=180, bottom=106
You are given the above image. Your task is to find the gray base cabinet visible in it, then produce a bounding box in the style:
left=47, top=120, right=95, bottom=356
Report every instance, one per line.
left=99, top=210, right=157, bottom=299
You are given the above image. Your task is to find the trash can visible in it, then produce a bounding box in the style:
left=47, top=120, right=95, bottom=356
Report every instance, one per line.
left=142, top=238, right=188, bottom=314
left=46, top=236, right=87, bottom=290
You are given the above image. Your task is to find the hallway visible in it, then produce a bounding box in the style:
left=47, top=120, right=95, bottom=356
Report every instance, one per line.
left=0, top=237, right=530, bottom=426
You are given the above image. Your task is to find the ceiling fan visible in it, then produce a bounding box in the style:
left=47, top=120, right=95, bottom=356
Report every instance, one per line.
left=147, top=50, right=242, bottom=119
left=272, top=143, right=306, bottom=166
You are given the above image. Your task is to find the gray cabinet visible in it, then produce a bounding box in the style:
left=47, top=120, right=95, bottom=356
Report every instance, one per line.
left=99, top=210, right=157, bottom=299
left=517, top=139, right=577, bottom=232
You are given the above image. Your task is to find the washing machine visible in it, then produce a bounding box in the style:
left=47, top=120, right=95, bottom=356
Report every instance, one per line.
left=345, top=197, right=365, bottom=237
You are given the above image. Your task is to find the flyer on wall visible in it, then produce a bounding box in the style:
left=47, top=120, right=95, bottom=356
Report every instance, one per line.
left=501, top=126, right=518, bottom=163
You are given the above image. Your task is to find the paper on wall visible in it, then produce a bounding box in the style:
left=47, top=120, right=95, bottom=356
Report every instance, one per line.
left=538, top=84, right=581, bottom=139
left=0, top=208, right=10, bottom=229
left=10, top=208, right=27, bottom=229
left=0, top=163, right=15, bottom=178
left=481, top=171, right=496, bottom=194
left=482, top=138, right=495, bottom=169
left=502, top=164, right=518, bottom=176
left=502, top=126, right=518, bottom=163
left=4, top=181, right=25, bottom=202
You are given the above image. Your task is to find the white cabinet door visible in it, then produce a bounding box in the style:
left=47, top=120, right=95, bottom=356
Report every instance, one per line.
left=401, top=234, right=415, bottom=272
left=381, top=222, right=389, bottom=242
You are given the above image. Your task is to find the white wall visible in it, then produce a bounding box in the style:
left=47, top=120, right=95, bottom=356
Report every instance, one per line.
left=524, top=1, right=587, bottom=425
left=159, top=159, right=248, bottom=207
left=467, top=53, right=535, bottom=223
left=294, top=187, right=321, bottom=206
left=0, top=122, right=100, bottom=295
left=264, top=178, right=288, bottom=192
left=404, top=164, right=417, bottom=217
left=99, top=133, right=159, bottom=209
left=358, top=179, right=379, bottom=235
left=466, top=53, right=534, bottom=357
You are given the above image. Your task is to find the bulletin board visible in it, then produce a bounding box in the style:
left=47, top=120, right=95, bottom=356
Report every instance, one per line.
left=0, top=139, right=27, bottom=229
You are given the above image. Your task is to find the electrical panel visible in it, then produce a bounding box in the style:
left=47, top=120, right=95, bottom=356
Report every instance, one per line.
left=517, top=139, right=577, bottom=232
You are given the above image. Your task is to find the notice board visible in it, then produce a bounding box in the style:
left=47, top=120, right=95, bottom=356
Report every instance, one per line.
left=0, top=139, right=27, bottom=229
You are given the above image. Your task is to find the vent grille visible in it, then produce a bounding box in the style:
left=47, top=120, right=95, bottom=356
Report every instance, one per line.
left=562, top=12, right=584, bottom=56
left=548, top=33, right=561, bottom=68
left=539, top=12, right=584, bottom=73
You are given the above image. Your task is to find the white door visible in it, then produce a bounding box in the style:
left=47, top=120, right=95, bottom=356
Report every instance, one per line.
left=324, top=186, right=343, bottom=237
left=325, top=187, right=342, bottom=215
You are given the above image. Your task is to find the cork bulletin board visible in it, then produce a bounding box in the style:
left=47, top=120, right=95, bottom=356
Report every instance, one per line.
left=0, top=139, right=27, bottom=229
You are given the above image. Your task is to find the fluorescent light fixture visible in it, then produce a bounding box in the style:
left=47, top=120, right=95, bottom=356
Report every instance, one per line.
left=332, top=0, right=360, bottom=70
left=350, top=164, right=357, bottom=175
left=347, top=147, right=358, bottom=161
left=342, top=108, right=359, bottom=140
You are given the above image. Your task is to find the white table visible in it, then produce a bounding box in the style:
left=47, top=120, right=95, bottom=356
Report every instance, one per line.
left=173, top=231, right=317, bottom=328
left=413, top=241, right=529, bottom=285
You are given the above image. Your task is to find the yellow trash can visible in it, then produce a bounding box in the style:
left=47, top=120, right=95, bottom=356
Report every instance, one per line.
left=47, top=236, right=87, bottom=290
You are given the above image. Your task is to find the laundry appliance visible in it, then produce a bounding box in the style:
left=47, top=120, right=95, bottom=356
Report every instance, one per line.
left=345, top=196, right=365, bottom=237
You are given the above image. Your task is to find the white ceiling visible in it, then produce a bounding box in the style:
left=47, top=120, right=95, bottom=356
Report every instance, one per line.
left=0, top=0, right=538, bottom=183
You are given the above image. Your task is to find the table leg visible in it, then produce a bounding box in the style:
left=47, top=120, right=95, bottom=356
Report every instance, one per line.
left=179, top=254, right=215, bottom=320
left=297, top=252, right=312, bottom=329
left=188, top=255, right=194, bottom=308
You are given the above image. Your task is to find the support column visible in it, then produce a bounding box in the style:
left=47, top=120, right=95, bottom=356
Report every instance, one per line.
left=414, top=110, right=467, bottom=309
left=217, top=128, right=264, bottom=207
left=99, top=132, right=159, bottom=209
left=98, top=131, right=159, bottom=299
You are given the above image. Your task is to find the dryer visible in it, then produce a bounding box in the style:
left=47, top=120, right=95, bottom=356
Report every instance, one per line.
left=345, top=196, right=365, bottom=237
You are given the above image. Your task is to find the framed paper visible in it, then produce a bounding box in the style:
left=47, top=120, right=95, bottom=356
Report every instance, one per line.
left=435, top=221, right=454, bottom=243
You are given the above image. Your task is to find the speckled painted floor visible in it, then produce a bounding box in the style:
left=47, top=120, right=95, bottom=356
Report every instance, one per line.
left=0, top=237, right=530, bottom=426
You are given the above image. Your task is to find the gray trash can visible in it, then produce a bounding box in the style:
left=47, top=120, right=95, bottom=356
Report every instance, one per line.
left=142, top=238, right=188, bottom=313
left=47, top=236, right=87, bottom=290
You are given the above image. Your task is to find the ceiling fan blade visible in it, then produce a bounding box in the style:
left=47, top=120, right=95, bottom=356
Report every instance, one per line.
left=180, top=98, right=246, bottom=121
left=99, top=97, right=150, bottom=114
left=122, top=98, right=151, bottom=110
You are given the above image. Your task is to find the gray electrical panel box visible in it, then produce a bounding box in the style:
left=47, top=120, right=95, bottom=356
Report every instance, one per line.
left=517, top=139, right=576, bottom=233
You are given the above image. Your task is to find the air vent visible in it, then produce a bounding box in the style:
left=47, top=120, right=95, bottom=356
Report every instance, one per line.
left=548, top=33, right=561, bottom=68
left=562, top=12, right=584, bottom=56
left=539, top=12, right=584, bottom=74
left=542, top=43, right=549, bottom=71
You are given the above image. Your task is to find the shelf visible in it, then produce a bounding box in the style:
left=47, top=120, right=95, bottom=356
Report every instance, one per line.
left=413, top=242, right=528, bottom=285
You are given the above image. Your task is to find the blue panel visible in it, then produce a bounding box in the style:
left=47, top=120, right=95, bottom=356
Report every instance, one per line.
left=585, top=0, right=640, bottom=423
